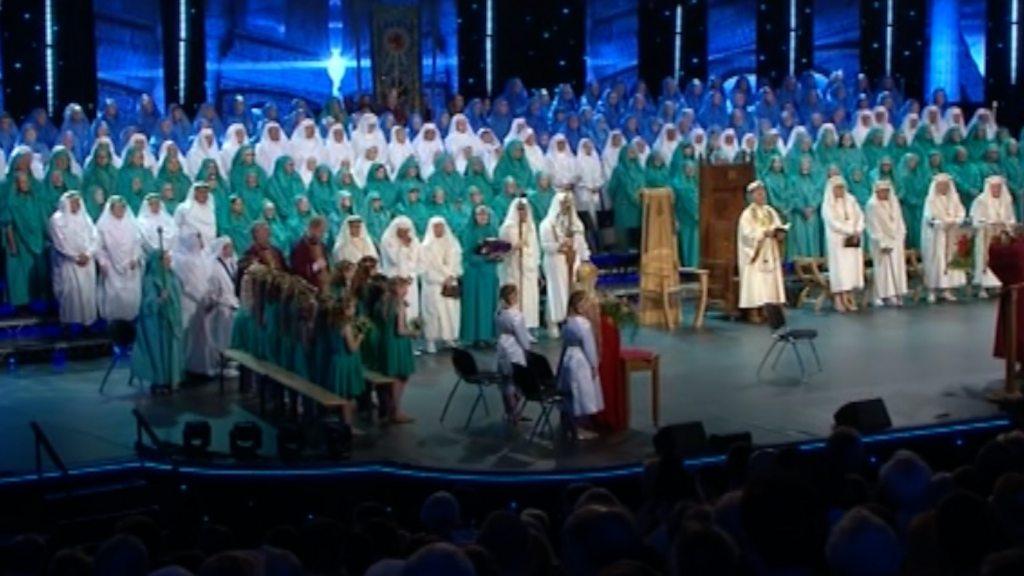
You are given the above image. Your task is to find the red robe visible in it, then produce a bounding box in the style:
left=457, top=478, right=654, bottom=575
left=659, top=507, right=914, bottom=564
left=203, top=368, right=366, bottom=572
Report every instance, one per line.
left=290, top=237, right=330, bottom=292
left=989, top=237, right=1024, bottom=361
left=593, top=314, right=628, bottom=432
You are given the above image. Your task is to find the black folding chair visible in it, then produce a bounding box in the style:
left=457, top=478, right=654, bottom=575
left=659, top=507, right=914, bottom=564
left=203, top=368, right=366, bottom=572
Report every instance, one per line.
left=441, top=347, right=503, bottom=429
left=757, top=304, right=822, bottom=381
left=514, top=351, right=570, bottom=443
left=99, top=320, right=138, bottom=393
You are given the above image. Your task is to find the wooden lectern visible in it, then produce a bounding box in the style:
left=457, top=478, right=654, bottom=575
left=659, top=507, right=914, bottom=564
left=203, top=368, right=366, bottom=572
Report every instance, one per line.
left=639, top=188, right=681, bottom=328
left=699, top=162, right=755, bottom=317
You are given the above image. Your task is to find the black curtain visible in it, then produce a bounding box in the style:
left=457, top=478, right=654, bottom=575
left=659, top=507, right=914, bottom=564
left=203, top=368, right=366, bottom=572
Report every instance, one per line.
left=54, top=0, right=98, bottom=117
left=987, top=0, right=1023, bottom=130
left=892, top=0, right=926, bottom=102
left=493, top=0, right=586, bottom=93
left=161, top=0, right=207, bottom=114
left=680, top=0, right=708, bottom=86
left=457, top=0, right=488, bottom=98
left=0, top=0, right=46, bottom=122
left=758, top=0, right=813, bottom=89
left=638, top=0, right=676, bottom=95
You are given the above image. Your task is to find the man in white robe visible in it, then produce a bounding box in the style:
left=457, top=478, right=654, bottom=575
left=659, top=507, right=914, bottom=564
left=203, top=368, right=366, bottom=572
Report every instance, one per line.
left=48, top=191, right=99, bottom=326
left=822, top=176, right=866, bottom=312
left=255, top=122, right=288, bottom=174
left=207, top=236, right=240, bottom=377
left=419, top=217, right=463, bottom=353
left=970, top=175, right=1017, bottom=296
left=174, top=183, right=217, bottom=248
left=288, top=118, right=326, bottom=173
left=185, top=127, right=223, bottom=178
left=866, top=181, right=908, bottom=306
left=380, top=216, right=422, bottom=320
left=545, top=134, right=578, bottom=192
left=922, top=173, right=968, bottom=303
left=173, top=226, right=215, bottom=376
left=96, top=196, right=143, bottom=321
left=737, top=181, right=786, bottom=310
left=499, top=199, right=542, bottom=329
left=137, top=193, right=178, bottom=253
left=539, top=192, right=591, bottom=337
left=332, top=215, right=380, bottom=264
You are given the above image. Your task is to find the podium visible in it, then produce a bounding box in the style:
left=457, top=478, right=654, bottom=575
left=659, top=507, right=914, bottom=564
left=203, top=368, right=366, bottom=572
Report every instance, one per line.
left=699, top=162, right=755, bottom=317
left=639, top=188, right=681, bottom=328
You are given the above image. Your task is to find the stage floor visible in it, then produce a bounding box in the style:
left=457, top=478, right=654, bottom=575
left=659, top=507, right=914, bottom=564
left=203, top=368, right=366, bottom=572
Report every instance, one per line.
left=0, top=300, right=1008, bottom=475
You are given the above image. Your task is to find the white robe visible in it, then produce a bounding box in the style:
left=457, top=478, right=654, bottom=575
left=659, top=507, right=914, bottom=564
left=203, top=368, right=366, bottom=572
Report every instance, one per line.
left=539, top=199, right=591, bottom=326
left=822, top=191, right=866, bottom=292
left=498, top=207, right=542, bottom=329
left=970, top=190, right=1017, bottom=287
left=380, top=218, right=422, bottom=320
left=557, top=315, right=603, bottom=417
left=865, top=196, right=908, bottom=299
left=208, top=253, right=239, bottom=364
left=49, top=203, right=99, bottom=325
left=419, top=223, right=463, bottom=342
left=255, top=122, right=288, bottom=175
left=332, top=226, right=379, bottom=264
left=545, top=135, right=578, bottom=191
left=173, top=236, right=215, bottom=375
left=96, top=210, right=143, bottom=321
left=288, top=119, right=326, bottom=172
left=737, top=203, right=786, bottom=309
left=921, top=187, right=968, bottom=289
left=185, top=128, right=223, bottom=179
left=174, top=191, right=217, bottom=248
left=574, top=141, right=606, bottom=215
left=325, top=125, right=355, bottom=173
left=495, top=307, right=532, bottom=379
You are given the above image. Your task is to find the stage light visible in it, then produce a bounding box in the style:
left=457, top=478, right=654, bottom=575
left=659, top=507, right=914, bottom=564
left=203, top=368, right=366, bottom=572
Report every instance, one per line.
left=178, top=0, right=188, bottom=104
left=326, top=49, right=346, bottom=96
left=323, top=420, right=352, bottom=459
left=1012, top=1, right=1020, bottom=85
left=276, top=422, right=305, bottom=460
left=674, top=4, right=683, bottom=79
left=229, top=422, right=262, bottom=460
left=182, top=420, right=212, bottom=456
left=788, top=0, right=796, bottom=75
left=44, top=0, right=55, bottom=116
left=485, top=0, right=493, bottom=94
left=885, top=0, right=894, bottom=76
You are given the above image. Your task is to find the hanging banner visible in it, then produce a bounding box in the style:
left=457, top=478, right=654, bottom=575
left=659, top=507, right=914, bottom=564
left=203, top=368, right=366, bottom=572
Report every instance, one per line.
left=371, top=6, right=422, bottom=112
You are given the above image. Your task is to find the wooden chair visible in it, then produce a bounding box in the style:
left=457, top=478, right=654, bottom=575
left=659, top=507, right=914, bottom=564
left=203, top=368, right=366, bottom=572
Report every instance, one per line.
left=619, top=347, right=660, bottom=427
left=793, top=258, right=831, bottom=313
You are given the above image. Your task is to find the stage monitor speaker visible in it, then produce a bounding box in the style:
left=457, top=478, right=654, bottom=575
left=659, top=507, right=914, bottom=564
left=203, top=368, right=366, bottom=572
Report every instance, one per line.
left=654, top=421, right=708, bottom=460
left=833, top=398, right=892, bottom=434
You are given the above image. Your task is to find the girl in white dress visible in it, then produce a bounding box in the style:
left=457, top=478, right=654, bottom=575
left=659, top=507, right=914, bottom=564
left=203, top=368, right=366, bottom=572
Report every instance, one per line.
left=495, top=284, right=535, bottom=422
left=557, top=289, right=603, bottom=440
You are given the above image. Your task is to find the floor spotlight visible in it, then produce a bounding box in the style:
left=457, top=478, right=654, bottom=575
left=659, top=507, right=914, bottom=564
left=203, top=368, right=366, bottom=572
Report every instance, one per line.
left=277, top=422, right=305, bottom=460
left=182, top=420, right=212, bottom=456
left=229, top=421, right=263, bottom=460
left=323, top=420, right=352, bottom=460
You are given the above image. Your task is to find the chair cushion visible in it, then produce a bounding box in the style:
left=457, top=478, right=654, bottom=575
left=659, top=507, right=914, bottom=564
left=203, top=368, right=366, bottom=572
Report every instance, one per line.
left=620, top=347, right=657, bottom=361
left=783, top=328, right=818, bottom=340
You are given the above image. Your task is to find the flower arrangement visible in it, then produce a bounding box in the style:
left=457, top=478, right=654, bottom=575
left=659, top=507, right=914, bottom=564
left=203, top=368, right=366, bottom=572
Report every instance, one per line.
left=948, top=227, right=975, bottom=272
left=599, top=294, right=639, bottom=341
left=353, top=316, right=375, bottom=336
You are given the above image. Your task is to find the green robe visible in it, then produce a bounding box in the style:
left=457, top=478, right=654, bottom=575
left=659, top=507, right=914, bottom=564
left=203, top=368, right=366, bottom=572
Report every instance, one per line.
left=527, top=181, right=557, bottom=223
left=361, top=194, right=391, bottom=243
left=266, top=156, right=305, bottom=221
left=896, top=155, right=930, bottom=251
left=377, top=300, right=415, bottom=379
left=228, top=145, right=269, bottom=196
left=459, top=218, right=500, bottom=343
left=860, top=128, right=889, bottom=172
left=237, top=168, right=268, bottom=221
left=672, top=163, right=700, bottom=267
left=644, top=154, right=672, bottom=188
left=130, top=252, right=184, bottom=387
left=1002, top=142, right=1024, bottom=221
left=42, top=148, right=81, bottom=213
left=427, top=155, right=466, bottom=204
left=263, top=211, right=292, bottom=252
left=155, top=157, right=192, bottom=215
left=308, top=165, right=340, bottom=219
left=607, top=146, right=645, bottom=241
left=220, top=204, right=254, bottom=255
left=964, top=124, right=991, bottom=160
left=327, top=325, right=366, bottom=398
left=81, top=147, right=118, bottom=220
left=197, top=159, right=231, bottom=223
left=492, top=141, right=534, bottom=191
left=463, top=157, right=495, bottom=202
left=115, top=156, right=157, bottom=213
left=5, top=187, right=50, bottom=306
left=785, top=171, right=824, bottom=259
left=947, top=150, right=983, bottom=207
left=364, top=162, right=399, bottom=209
left=837, top=144, right=866, bottom=176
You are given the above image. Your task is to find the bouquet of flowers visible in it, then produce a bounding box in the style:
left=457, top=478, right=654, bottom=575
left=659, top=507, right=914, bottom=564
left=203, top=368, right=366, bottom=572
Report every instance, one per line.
left=353, top=316, right=375, bottom=336
left=599, top=294, right=639, bottom=341
left=947, top=225, right=975, bottom=272
left=475, top=237, right=513, bottom=261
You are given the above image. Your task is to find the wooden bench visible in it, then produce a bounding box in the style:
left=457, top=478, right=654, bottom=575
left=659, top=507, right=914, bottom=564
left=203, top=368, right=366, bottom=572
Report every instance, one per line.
left=221, top=349, right=350, bottom=421
left=608, top=267, right=710, bottom=329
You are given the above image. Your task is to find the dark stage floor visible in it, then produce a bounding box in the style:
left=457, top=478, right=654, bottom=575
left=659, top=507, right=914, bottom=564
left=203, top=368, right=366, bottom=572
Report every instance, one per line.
left=0, top=300, right=1008, bottom=475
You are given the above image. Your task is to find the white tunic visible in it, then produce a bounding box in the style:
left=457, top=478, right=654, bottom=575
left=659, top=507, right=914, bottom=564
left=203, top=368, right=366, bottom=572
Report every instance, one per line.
left=207, top=249, right=239, bottom=365
left=419, top=218, right=463, bottom=342
left=173, top=186, right=218, bottom=248
left=921, top=179, right=968, bottom=289
left=495, top=307, right=532, bottom=379
left=557, top=315, right=603, bottom=417
left=539, top=195, right=591, bottom=325
left=332, top=217, right=380, bottom=264
left=173, top=233, right=215, bottom=375
left=865, top=194, right=908, bottom=299
left=380, top=216, right=422, bottom=320
left=255, top=122, right=288, bottom=174
left=49, top=197, right=99, bottom=325
left=969, top=185, right=1017, bottom=288
left=737, top=203, right=786, bottom=309
left=498, top=200, right=542, bottom=328
left=822, top=187, right=866, bottom=292
left=95, top=204, right=143, bottom=321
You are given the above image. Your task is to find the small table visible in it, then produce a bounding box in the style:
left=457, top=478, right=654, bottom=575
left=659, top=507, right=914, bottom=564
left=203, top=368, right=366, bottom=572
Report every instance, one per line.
left=620, top=347, right=660, bottom=428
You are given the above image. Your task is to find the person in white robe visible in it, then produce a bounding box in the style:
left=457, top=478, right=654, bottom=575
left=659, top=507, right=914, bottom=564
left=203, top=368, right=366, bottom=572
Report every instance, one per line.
left=86, top=136, right=123, bottom=169
left=95, top=196, right=143, bottom=321
left=556, top=289, right=603, bottom=439
left=943, top=106, right=967, bottom=139
left=690, top=128, right=709, bottom=162
left=288, top=118, right=326, bottom=173
left=737, top=181, right=786, bottom=310
left=922, top=105, right=945, bottom=144
left=900, top=113, right=920, bottom=146
left=966, top=108, right=998, bottom=141
left=173, top=226, right=215, bottom=376
left=545, top=134, right=578, bottom=192
left=419, top=217, right=463, bottom=353
left=970, top=175, right=1017, bottom=296
left=332, top=215, right=379, bottom=264
left=174, top=183, right=217, bottom=247
left=185, top=127, right=223, bottom=178
left=380, top=216, right=422, bottom=320
left=476, top=128, right=502, bottom=176
left=715, top=129, right=740, bottom=163
left=255, top=121, right=288, bottom=174
left=632, top=136, right=651, bottom=166
left=521, top=129, right=546, bottom=175
left=155, top=140, right=184, bottom=177
left=539, top=192, right=591, bottom=337
left=872, top=106, right=894, bottom=145
left=324, top=123, right=355, bottom=174
left=121, top=133, right=157, bottom=174
left=49, top=191, right=99, bottom=325
left=574, top=138, right=606, bottom=247
left=137, top=193, right=178, bottom=253
left=444, top=113, right=480, bottom=159
left=504, top=118, right=530, bottom=145
left=386, top=125, right=414, bottom=176
left=207, top=236, right=240, bottom=377
left=852, top=110, right=875, bottom=148
left=352, top=113, right=388, bottom=160
left=601, top=130, right=626, bottom=176
left=220, top=123, right=249, bottom=170
left=412, top=123, right=445, bottom=179
left=653, top=124, right=681, bottom=165
left=352, top=145, right=381, bottom=188
left=495, top=284, right=535, bottom=421
left=822, top=176, right=866, bottom=312
left=921, top=173, right=968, bottom=303
left=865, top=180, right=908, bottom=307
left=297, top=155, right=319, bottom=187
left=499, top=199, right=542, bottom=329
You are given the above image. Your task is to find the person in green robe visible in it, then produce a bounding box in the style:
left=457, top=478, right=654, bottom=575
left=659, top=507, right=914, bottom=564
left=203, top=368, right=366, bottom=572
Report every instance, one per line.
left=260, top=201, right=292, bottom=252
left=814, top=125, right=841, bottom=171
left=228, top=145, right=268, bottom=196
left=459, top=205, right=500, bottom=345
left=427, top=154, right=465, bottom=204
left=490, top=176, right=520, bottom=224
left=396, top=186, right=430, bottom=236
left=266, top=156, right=305, bottom=221
left=896, top=153, right=930, bottom=251
left=155, top=152, right=192, bottom=216
left=837, top=133, right=865, bottom=176
left=81, top=145, right=118, bottom=220
left=607, top=144, right=645, bottom=248
left=196, top=157, right=231, bottom=226
left=130, top=250, right=184, bottom=392
left=941, top=127, right=966, bottom=164
left=335, top=169, right=363, bottom=213
left=964, top=122, right=991, bottom=160
left=527, top=172, right=557, bottom=223
left=288, top=194, right=318, bottom=248
left=376, top=276, right=417, bottom=423
left=755, top=132, right=783, bottom=177
left=115, top=148, right=157, bottom=213
left=426, top=186, right=456, bottom=224
left=644, top=152, right=672, bottom=188
left=785, top=129, right=816, bottom=176
left=846, top=165, right=873, bottom=208
left=361, top=192, right=390, bottom=243
left=219, top=195, right=253, bottom=255
left=307, top=164, right=339, bottom=220
left=977, top=144, right=1005, bottom=180
left=1002, top=139, right=1024, bottom=221
left=327, top=295, right=365, bottom=426
left=670, top=142, right=699, bottom=175
left=948, top=145, right=983, bottom=207
left=4, top=172, right=50, bottom=307
left=463, top=156, right=495, bottom=202
left=860, top=128, right=889, bottom=172
left=672, top=160, right=700, bottom=267
left=364, top=162, right=398, bottom=209
left=394, top=156, right=425, bottom=196
left=785, top=156, right=824, bottom=259
left=236, top=166, right=267, bottom=221
left=492, top=140, right=534, bottom=191
left=42, top=146, right=81, bottom=212
left=925, top=150, right=945, bottom=180
left=868, top=156, right=898, bottom=191
left=912, top=123, right=938, bottom=159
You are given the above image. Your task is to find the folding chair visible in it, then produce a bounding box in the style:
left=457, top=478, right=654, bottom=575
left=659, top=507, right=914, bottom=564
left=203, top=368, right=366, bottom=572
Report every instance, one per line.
left=756, top=304, right=822, bottom=381
left=513, top=358, right=567, bottom=443
left=441, top=347, right=503, bottom=429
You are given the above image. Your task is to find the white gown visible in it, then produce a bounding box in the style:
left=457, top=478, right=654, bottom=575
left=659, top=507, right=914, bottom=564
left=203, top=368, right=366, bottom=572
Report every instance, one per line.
left=49, top=196, right=99, bottom=325
left=737, top=203, right=786, bottom=309
left=419, top=218, right=463, bottom=342
left=865, top=194, right=908, bottom=299
left=498, top=201, right=542, bottom=328
left=96, top=205, right=143, bottom=321
left=539, top=195, right=591, bottom=326
left=921, top=181, right=968, bottom=290
left=207, top=249, right=239, bottom=366
left=557, top=315, right=603, bottom=417
left=173, top=234, right=214, bottom=375
left=822, top=188, right=866, bottom=292
left=380, top=217, right=422, bottom=320
left=969, top=186, right=1017, bottom=288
